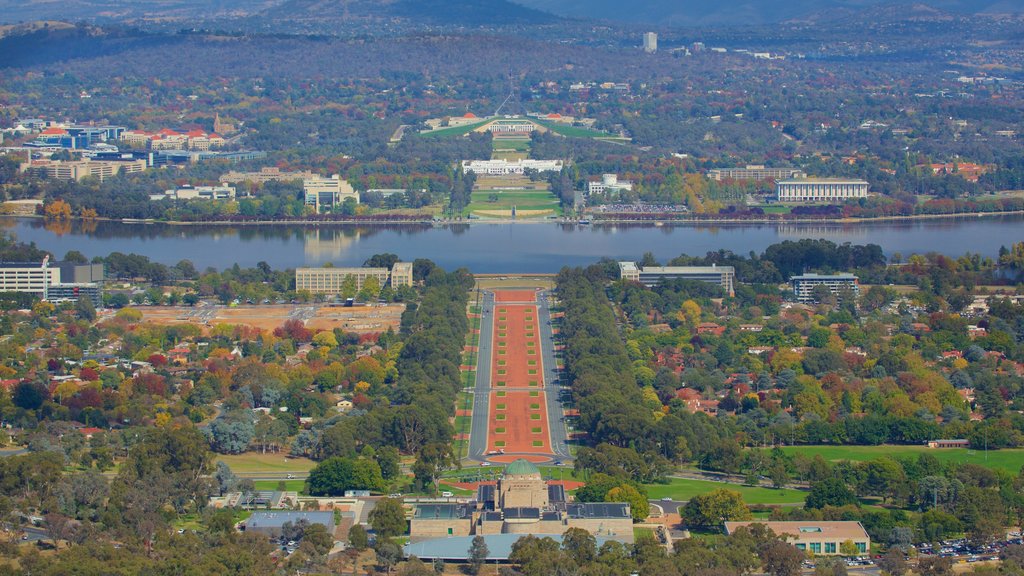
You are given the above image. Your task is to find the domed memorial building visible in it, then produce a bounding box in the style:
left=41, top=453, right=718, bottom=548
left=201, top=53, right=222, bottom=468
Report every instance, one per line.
left=407, top=459, right=635, bottom=559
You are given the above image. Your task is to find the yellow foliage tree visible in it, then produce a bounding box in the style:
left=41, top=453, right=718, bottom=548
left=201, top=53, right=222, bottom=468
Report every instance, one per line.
left=44, top=199, right=72, bottom=221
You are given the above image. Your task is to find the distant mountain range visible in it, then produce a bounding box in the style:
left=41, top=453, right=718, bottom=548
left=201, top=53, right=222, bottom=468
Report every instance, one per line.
left=262, top=0, right=555, bottom=26
left=0, top=0, right=554, bottom=26
left=510, top=0, right=1024, bottom=25
left=1, top=0, right=1021, bottom=27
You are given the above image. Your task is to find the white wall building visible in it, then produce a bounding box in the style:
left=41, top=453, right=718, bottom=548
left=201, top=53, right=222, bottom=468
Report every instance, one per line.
left=643, top=32, right=658, bottom=54
left=303, top=175, right=359, bottom=212
left=775, top=178, right=868, bottom=203
left=587, top=174, right=633, bottom=196
left=151, top=185, right=237, bottom=201
left=461, top=159, right=564, bottom=176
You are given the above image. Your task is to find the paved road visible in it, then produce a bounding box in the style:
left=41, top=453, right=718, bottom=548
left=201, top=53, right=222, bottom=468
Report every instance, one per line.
left=538, top=290, right=572, bottom=462
left=467, top=291, right=495, bottom=461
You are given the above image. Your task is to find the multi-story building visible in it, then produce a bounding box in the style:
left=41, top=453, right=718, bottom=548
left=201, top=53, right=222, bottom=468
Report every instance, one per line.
left=461, top=159, right=564, bottom=175
left=25, top=124, right=125, bottom=150
left=120, top=128, right=225, bottom=151
left=303, top=175, right=359, bottom=213
left=775, top=178, right=869, bottom=203
left=0, top=261, right=59, bottom=299
left=0, top=260, right=102, bottom=304
left=295, top=262, right=412, bottom=294
left=724, top=521, right=870, bottom=556
left=708, top=165, right=806, bottom=182
left=619, top=262, right=735, bottom=296
left=643, top=32, right=658, bottom=53
left=790, top=273, right=859, bottom=303
left=587, top=174, right=633, bottom=197
left=22, top=159, right=147, bottom=182
left=220, top=167, right=318, bottom=184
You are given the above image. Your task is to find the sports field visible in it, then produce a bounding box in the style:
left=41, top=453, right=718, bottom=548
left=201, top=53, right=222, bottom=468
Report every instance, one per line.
left=486, top=290, right=553, bottom=462
left=774, top=445, right=1024, bottom=473
left=644, top=478, right=807, bottom=505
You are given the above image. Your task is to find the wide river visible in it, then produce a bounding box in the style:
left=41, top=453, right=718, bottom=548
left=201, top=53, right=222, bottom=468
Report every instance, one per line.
left=2, top=216, right=1023, bottom=273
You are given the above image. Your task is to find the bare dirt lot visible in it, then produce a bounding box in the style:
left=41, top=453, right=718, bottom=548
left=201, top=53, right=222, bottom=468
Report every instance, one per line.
left=140, top=303, right=404, bottom=333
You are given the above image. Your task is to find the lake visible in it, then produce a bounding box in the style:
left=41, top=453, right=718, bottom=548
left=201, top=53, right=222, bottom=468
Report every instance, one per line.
left=2, top=215, right=1022, bottom=273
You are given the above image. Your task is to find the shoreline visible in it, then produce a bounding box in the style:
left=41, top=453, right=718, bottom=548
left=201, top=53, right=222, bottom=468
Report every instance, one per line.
left=9, top=209, right=1024, bottom=227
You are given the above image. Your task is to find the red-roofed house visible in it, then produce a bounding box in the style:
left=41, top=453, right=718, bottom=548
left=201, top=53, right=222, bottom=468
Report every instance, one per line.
left=697, top=323, right=726, bottom=336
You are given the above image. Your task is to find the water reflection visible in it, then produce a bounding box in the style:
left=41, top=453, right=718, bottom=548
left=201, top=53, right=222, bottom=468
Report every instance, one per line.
left=1, top=216, right=1022, bottom=272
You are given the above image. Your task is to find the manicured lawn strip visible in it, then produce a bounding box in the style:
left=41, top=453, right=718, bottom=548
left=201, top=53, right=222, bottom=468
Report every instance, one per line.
left=773, top=445, right=1024, bottom=473
left=253, top=479, right=306, bottom=493
left=644, top=478, right=806, bottom=504
left=215, top=453, right=317, bottom=474
left=420, top=120, right=491, bottom=137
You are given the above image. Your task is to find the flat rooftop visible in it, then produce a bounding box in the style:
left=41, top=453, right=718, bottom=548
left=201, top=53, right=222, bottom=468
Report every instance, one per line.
left=724, top=521, right=869, bottom=541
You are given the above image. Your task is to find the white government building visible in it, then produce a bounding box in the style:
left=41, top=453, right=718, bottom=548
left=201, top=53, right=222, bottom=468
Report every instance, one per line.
left=461, top=159, right=564, bottom=176
left=303, top=175, right=359, bottom=212
left=587, top=174, right=633, bottom=196
left=776, top=178, right=869, bottom=203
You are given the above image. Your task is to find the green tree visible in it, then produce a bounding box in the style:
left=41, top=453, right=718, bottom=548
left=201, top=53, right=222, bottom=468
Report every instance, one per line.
left=805, top=478, right=858, bottom=509
left=561, top=527, right=596, bottom=565
left=680, top=489, right=751, bottom=529
left=606, top=484, right=649, bottom=522
left=348, top=524, right=369, bottom=550
left=369, top=497, right=407, bottom=539
left=306, top=457, right=385, bottom=496
left=468, top=535, right=489, bottom=575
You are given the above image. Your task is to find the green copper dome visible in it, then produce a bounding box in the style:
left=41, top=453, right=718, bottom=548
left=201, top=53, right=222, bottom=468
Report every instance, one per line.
left=504, top=459, right=540, bottom=476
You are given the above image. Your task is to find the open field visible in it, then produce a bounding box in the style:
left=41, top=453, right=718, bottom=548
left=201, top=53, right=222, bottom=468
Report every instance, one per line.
left=644, top=478, right=807, bottom=504
left=139, top=303, right=404, bottom=334
left=214, top=453, right=317, bottom=475
left=465, top=190, right=560, bottom=218
left=774, top=445, right=1024, bottom=473
left=473, top=175, right=543, bottom=190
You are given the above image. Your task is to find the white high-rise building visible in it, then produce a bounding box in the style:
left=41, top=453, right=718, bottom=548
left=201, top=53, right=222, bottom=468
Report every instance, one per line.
left=643, top=32, right=658, bottom=54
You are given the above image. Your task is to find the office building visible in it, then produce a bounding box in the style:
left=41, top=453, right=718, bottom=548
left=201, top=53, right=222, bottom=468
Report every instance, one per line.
left=587, top=174, right=633, bottom=196
left=487, top=119, right=536, bottom=136
left=303, top=175, right=359, bottom=213
left=708, top=165, right=806, bottom=182
left=409, top=459, right=633, bottom=544
left=776, top=178, right=869, bottom=203
left=0, top=261, right=59, bottom=299
left=724, top=521, right=869, bottom=556
left=22, top=159, right=147, bottom=182
left=25, top=124, right=125, bottom=150
left=295, top=262, right=412, bottom=294
left=643, top=32, right=658, bottom=54
left=790, top=273, right=859, bottom=303
left=619, top=262, right=735, bottom=296
left=46, top=283, right=103, bottom=307
left=461, top=159, right=564, bottom=176
left=220, top=167, right=317, bottom=184
left=150, top=185, right=237, bottom=201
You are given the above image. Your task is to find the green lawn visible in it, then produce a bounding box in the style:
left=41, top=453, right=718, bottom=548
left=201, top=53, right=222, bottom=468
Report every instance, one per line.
left=465, top=190, right=561, bottom=216
left=493, top=139, right=531, bottom=151
left=760, top=205, right=791, bottom=214
left=253, top=479, right=306, bottom=493
left=644, top=478, right=806, bottom=505
left=420, top=120, right=490, bottom=137
left=773, top=445, right=1024, bottom=473
left=215, top=453, right=317, bottom=474
left=634, top=527, right=655, bottom=540
left=533, top=120, right=610, bottom=139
